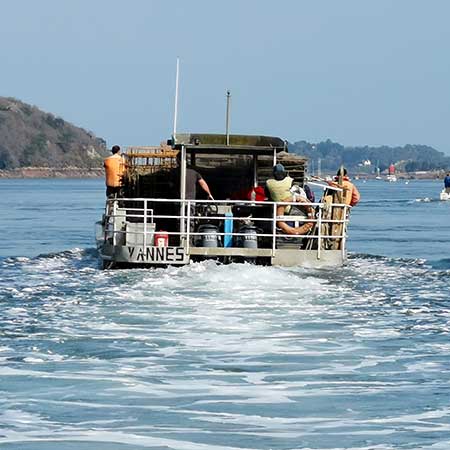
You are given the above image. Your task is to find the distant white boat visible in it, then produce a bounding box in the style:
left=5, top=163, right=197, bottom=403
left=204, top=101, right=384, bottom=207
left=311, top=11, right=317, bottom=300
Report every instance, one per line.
left=440, top=190, right=450, bottom=201
left=386, top=164, right=397, bottom=182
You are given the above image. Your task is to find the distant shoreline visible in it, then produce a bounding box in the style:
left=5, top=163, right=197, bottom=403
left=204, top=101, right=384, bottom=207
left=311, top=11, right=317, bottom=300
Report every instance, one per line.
left=0, top=167, right=444, bottom=180
left=0, top=167, right=104, bottom=179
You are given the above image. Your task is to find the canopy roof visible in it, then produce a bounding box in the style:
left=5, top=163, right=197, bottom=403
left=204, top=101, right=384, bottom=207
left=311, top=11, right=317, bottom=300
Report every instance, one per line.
left=172, top=133, right=287, bottom=154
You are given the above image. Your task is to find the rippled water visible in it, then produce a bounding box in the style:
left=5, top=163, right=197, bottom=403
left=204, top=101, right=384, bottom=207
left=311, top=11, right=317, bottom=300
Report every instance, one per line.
left=0, top=179, right=449, bottom=449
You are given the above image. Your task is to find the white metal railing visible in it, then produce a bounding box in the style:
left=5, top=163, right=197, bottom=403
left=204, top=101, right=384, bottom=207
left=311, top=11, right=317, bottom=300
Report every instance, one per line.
left=103, top=198, right=350, bottom=260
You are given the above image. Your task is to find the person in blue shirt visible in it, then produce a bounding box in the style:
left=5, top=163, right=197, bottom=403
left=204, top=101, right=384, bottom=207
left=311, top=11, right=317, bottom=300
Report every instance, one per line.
left=445, top=172, right=450, bottom=194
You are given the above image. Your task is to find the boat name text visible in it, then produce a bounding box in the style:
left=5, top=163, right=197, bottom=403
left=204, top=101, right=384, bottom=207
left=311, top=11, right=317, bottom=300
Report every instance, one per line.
left=127, top=246, right=185, bottom=263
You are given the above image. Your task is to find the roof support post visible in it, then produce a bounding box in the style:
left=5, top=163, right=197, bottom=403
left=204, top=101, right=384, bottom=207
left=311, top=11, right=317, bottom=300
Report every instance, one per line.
left=253, top=154, right=258, bottom=188
left=179, top=145, right=187, bottom=240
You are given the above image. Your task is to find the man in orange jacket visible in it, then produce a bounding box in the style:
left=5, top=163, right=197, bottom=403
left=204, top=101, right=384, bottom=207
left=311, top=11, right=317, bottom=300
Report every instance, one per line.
left=104, top=145, right=125, bottom=198
left=328, top=167, right=360, bottom=207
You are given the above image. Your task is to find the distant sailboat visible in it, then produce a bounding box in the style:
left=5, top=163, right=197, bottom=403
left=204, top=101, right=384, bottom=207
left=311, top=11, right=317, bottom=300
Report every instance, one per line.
left=375, top=165, right=382, bottom=180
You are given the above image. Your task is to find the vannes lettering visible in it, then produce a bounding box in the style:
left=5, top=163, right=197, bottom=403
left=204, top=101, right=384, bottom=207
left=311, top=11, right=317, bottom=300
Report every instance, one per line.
left=127, top=246, right=185, bottom=262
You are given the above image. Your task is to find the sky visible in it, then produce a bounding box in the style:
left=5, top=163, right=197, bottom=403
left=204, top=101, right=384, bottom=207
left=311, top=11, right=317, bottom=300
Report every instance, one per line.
left=1, top=0, right=450, bottom=153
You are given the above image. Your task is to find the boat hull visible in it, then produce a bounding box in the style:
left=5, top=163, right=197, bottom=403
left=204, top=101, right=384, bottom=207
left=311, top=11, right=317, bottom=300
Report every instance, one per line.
left=97, top=241, right=346, bottom=269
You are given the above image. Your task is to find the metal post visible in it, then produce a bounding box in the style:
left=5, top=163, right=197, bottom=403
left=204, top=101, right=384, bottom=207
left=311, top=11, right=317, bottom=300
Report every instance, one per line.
left=104, top=200, right=109, bottom=242
left=341, top=205, right=347, bottom=260
left=225, top=90, right=231, bottom=145
left=253, top=155, right=258, bottom=188
left=143, top=200, right=147, bottom=248
left=317, top=204, right=322, bottom=260
left=112, top=200, right=117, bottom=246
left=186, top=200, right=191, bottom=255
left=273, top=148, right=277, bottom=166
left=272, top=203, right=277, bottom=256
left=180, top=145, right=187, bottom=239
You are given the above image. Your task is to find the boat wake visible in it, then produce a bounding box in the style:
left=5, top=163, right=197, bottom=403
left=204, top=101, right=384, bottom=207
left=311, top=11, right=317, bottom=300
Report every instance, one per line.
left=1, top=248, right=449, bottom=449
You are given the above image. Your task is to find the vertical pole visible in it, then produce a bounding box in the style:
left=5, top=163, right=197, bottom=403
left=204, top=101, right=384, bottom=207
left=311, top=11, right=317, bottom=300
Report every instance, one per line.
left=317, top=205, right=322, bottom=260
left=112, top=200, right=117, bottom=246
left=180, top=145, right=187, bottom=240
left=173, top=57, right=180, bottom=137
left=226, top=90, right=231, bottom=145
left=143, top=200, right=147, bottom=248
left=253, top=155, right=258, bottom=188
left=186, top=200, right=191, bottom=254
left=341, top=205, right=347, bottom=261
left=104, top=200, right=109, bottom=242
left=272, top=203, right=277, bottom=256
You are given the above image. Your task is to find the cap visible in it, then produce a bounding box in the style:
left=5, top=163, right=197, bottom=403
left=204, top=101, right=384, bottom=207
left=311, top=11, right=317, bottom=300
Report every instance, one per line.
left=273, top=163, right=285, bottom=175
left=273, top=163, right=286, bottom=180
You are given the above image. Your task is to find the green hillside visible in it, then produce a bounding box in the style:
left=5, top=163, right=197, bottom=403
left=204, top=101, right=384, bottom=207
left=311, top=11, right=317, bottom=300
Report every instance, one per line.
left=2, top=96, right=449, bottom=175
left=290, top=139, right=450, bottom=173
left=0, top=97, right=107, bottom=169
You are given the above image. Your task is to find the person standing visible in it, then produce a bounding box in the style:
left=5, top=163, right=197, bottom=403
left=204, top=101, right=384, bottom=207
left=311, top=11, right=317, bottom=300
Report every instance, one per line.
left=444, top=172, right=450, bottom=194
left=104, top=145, right=125, bottom=198
left=328, top=167, right=360, bottom=207
left=176, top=153, right=213, bottom=200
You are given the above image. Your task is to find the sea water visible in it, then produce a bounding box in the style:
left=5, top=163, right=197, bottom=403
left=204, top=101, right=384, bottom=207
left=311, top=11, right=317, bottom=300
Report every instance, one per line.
left=0, top=178, right=449, bottom=450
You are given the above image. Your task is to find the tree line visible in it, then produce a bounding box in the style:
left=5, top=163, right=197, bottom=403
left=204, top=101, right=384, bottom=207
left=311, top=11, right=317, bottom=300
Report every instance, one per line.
left=289, top=139, right=450, bottom=173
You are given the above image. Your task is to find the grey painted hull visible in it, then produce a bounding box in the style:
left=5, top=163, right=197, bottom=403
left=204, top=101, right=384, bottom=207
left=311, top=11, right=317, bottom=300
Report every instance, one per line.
left=97, top=240, right=345, bottom=269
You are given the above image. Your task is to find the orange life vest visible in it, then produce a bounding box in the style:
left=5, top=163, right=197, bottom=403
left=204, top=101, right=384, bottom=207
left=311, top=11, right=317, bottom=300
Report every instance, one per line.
left=104, top=154, right=124, bottom=187
left=341, top=178, right=360, bottom=206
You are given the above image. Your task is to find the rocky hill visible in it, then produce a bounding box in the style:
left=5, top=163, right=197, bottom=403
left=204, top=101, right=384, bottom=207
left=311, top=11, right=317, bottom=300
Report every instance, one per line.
left=0, top=97, right=108, bottom=170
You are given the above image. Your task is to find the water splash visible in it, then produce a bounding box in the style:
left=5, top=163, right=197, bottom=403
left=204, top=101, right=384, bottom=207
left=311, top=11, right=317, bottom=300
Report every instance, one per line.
left=1, top=249, right=449, bottom=449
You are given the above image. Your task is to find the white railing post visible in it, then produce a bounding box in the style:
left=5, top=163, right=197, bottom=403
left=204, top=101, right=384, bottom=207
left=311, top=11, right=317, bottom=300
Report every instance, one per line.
left=272, top=202, right=277, bottom=256
left=341, top=205, right=347, bottom=260
left=317, top=204, right=322, bottom=260
left=186, top=200, right=191, bottom=255
left=144, top=200, right=147, bottom=248
left=112, top=199, right=117, bottom=246
left=104, top=200, right=109, bottom=242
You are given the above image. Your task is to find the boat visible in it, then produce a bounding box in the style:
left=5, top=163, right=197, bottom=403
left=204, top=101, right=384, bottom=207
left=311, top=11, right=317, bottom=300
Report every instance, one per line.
left=95, top=133, right=352, bottom=269
left=385, top=164, right=397, bottom=182
left=375, top=163, right=382, bottom=179
left=440, top=190, right=450, bottom=201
